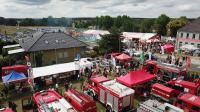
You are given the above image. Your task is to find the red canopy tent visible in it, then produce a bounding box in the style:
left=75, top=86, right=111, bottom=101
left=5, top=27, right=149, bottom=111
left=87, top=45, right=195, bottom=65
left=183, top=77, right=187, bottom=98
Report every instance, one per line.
left=162, top=44, right=174, bottom=54
left=115, top=53, right=132, bottom=61
left=116, top=70, right=155, bottom=88
left=111, top=53, right=121, bottom=57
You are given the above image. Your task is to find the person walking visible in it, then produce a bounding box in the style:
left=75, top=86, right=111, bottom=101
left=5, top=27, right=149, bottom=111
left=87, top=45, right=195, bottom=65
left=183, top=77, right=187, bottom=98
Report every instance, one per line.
left=64, top=81, right=69, bottom=90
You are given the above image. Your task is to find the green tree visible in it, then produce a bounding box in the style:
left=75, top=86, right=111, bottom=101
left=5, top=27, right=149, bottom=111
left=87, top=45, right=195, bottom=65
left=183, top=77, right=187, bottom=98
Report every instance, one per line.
left=20, top=18, right=35, bottom=26
left=154, top=14, right=170, bottom=35
left=140, top=19, right=154, bottom=33
left=122, top=19, right=134, bottom=32
left=98, top=29, right=123, bottom=54
left=102, top=16, right=114, bottom=30
left=6, top=19, right=17, bottom=26
left=114, top=16, right=123, bottom=28
left=0, top=17, right=5, bottom=25
left=166, top=17, right=189, bottom=37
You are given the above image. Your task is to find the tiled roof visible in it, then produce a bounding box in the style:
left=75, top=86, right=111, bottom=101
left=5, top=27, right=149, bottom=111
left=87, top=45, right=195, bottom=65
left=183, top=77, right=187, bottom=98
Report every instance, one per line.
left=178, top=17, right=200, bottom=33
left=19, top=32, right=88, bottom=52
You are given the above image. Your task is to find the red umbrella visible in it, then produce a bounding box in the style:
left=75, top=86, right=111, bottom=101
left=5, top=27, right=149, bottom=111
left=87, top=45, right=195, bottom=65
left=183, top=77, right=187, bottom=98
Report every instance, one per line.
left=115, top=53, right=131, bottom=61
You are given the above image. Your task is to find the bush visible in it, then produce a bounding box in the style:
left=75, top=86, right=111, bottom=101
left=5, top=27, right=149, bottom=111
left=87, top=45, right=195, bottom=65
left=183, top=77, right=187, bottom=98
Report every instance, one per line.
left=0, top=56, right=16, bottom=74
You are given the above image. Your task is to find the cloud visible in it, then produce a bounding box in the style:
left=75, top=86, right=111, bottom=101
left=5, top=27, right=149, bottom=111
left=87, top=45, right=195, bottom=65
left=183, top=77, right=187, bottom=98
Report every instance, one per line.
left=15, top=0, right=51, bottom=5
left=0, top=0, right=200, bottom=18
left=177, top=4, right=200, bottom=12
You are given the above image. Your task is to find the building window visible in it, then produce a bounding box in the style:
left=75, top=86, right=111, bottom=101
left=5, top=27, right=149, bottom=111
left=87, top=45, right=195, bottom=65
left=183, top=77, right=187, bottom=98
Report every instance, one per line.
left=63, top=52, right=68, bottom=58
left=179, top=42, right=182, bottom=47
left=199, top=34, right=200, bottom=40
left=185, top=42, right=188, bottom=44
left=58, top=52, right=68, bottom=58
left=191, top=43, right=194, bottom=45
left=186, top=33, right=189, bottom=38
left=192, top=34, right=195, bottom=39
left=58, top=53, right=63, bottom=59
left=198, top=44, right=200, bottom=48
left=181, top=33, right=183, bottom=37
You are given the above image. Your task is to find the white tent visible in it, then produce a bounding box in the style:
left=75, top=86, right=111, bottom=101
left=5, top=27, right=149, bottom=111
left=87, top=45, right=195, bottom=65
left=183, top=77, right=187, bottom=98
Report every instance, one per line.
left=3, top=44, right=20, bottom=49
left=8, top=48, right=25, bottom=54
left=180, top=44, right=199, bottom=51
left=32, top=62, right=77, bottom=78
left=79, top=58, right=93, bottom=70
left=122, top=32, right=157, bottom=41
left=32, top=59, right=93, bottom=78
left=83, top=30, right=110, bottom=35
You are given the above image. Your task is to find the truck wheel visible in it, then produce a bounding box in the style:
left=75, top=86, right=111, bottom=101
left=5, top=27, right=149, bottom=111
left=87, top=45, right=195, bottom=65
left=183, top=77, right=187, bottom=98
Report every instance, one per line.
left=106, top=105, right=112, bottom=112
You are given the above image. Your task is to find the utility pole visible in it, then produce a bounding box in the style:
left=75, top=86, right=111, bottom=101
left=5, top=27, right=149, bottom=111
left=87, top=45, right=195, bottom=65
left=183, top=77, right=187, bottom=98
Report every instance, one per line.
left=119, top=37, right=121, bottom=52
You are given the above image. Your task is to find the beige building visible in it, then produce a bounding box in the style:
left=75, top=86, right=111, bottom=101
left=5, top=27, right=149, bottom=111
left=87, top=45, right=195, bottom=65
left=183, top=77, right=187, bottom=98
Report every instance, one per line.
left=176, top=17, right=200, bottom=49
left=19, top=32, right=87, bottom=67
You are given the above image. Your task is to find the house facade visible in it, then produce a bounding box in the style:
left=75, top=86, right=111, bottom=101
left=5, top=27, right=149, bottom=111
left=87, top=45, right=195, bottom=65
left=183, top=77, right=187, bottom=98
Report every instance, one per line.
left=19, top=32, right=87, bottom=67
left=176, top=18, right=200, bottom=49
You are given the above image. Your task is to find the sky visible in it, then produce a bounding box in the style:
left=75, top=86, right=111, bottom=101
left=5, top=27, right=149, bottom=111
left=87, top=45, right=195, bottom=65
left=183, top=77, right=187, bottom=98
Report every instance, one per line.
left=0, top=0, right=200, bottom=18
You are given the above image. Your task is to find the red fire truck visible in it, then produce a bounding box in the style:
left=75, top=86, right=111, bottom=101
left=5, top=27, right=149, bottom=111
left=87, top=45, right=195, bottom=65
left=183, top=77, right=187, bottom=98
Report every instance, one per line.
left=84, top=76, right=135, bottom=112
left=175, top=93, right=200, bottom=112
left=1, top=65, right=28, bottom=76
left=33, top=89, right=76, bottom=112
left=64, top=89, right=97, bottom=112
left=168, top=79, right=200, bottom=96
left=151, top=83, right=179, bottom=102
left=144, top=60, right=186, bottom=83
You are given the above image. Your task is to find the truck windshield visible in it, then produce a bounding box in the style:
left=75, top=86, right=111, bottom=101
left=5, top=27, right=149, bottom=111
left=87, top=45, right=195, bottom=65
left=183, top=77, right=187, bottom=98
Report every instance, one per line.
left=192, top=106, right=199, bottom=111
left=147, top=64, right=154, bottom=74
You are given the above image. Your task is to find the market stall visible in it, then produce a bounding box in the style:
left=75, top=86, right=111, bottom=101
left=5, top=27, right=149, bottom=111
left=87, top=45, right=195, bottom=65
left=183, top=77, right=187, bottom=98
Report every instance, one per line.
left=116, top=70, right=155, bottom=87
left=2, top=71, right=27, bottom=83
left=162, top=44, right=174, bottom=54
left=116, top=70, right=155, bottom=97
left=180, top=44, right=199, bottom=51
left=115, top=53, right=132, bottom=62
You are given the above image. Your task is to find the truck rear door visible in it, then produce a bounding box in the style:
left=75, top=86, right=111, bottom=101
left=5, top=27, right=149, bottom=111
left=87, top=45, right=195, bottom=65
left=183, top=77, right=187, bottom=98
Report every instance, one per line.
left=113, top=97, right=118, bottom=112
left=107, top=93, right=113, bottom=109
left=100, top=88, right=105, bottom=103
left=123, top=95, right=130, bottom=108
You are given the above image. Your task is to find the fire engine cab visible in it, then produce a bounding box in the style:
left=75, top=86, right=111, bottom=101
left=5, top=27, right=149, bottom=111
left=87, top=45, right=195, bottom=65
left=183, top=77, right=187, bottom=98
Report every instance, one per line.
left=144, top=60, right=186, bottom=83
left=33, top=89, right=76, bottom=112
left=137, top=99, right=184, bottom=112
left=64, top=89, right=97, bottom=112
left=151, top=83, right=179, bottom=102
left=175, top=93, right=200, bottom=112
left=84, top=76, right=135, bottom=112
left=168, top=79, right=200, bottom=96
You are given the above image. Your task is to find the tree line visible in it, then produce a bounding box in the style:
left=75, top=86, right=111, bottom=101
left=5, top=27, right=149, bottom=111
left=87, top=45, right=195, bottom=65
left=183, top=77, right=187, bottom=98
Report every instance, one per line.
left=75, top=14, right=190, bottom=37
left=0, top=16, right=73, bottom=27
left=0, top=14, right=191, bottom=37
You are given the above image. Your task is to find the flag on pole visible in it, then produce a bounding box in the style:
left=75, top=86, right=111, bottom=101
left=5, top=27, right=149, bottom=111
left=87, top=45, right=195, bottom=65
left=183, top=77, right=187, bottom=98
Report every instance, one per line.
left=139, top=51, right=145, bottom=64
left=186, top=56, right=191, bottom=69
